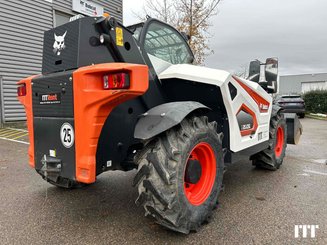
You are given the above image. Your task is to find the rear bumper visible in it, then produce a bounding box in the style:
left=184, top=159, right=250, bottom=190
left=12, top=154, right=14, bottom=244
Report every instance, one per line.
left=18, top=63, right=149, bottom=184
left=282, top=108, right=305, bottom=114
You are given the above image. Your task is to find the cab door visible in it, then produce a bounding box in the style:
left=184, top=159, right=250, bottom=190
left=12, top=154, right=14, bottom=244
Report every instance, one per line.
left=138, top=19, right=194, bottom=72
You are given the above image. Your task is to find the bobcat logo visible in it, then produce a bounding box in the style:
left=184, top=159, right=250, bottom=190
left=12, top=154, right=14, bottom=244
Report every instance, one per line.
left=53, top=31, right=67, bottom=56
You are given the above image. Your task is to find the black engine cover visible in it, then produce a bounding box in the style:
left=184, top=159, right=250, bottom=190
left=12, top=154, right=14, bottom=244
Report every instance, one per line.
left=42, top=17, right=115, bottom=74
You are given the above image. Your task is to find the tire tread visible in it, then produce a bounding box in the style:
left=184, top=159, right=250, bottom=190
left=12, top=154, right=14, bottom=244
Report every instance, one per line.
left=134, top=115, right=224, bottom=234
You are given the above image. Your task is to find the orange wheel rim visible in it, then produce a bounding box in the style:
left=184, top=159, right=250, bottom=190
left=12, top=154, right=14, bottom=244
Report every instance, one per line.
left=275, top=126, right=284, bottom=157
left=184, top=142, right=216, bottom=206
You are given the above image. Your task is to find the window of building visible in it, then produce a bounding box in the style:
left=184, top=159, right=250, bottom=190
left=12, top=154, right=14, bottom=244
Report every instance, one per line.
left=54, top=11, right=73, bottom=27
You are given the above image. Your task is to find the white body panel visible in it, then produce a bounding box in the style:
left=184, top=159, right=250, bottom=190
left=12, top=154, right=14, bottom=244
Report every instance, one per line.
left=158, top=64, right=272, bottom=153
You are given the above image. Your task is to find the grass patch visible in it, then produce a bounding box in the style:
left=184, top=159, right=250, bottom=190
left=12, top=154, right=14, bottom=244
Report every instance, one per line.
left=306, top=113, right=327, bottom=121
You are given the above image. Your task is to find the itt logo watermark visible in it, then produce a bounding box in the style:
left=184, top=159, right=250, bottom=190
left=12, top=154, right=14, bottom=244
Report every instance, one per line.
left=294, top=225, right=319, bottom=238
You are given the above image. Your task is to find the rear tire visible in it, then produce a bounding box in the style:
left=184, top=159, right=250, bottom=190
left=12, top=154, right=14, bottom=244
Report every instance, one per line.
left=298, top=113, right=305, bottom=118
left=133, top=116, right=224, bottom=234
left=252, top=112, right=287, bottom=170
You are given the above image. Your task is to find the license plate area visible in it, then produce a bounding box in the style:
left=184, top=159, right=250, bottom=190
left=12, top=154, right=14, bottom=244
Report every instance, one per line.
left=34, top=117, right=76, bottom=181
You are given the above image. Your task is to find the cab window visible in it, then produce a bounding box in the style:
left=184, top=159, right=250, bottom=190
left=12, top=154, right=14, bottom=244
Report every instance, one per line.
left=143, top=21, right=193, bottom=64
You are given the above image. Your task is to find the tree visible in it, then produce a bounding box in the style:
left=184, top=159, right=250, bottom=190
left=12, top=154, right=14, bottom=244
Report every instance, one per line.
left=233, top=63, right=249, bottom=78
left=135, top=0, right=221, bottom=64
left=137, top=0, right=177, bottom=24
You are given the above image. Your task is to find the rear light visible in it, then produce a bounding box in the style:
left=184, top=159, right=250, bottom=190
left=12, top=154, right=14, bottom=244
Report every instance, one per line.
left=103, top=72, right=130, bottom=90
left=17, top=84, right=26, bottom=96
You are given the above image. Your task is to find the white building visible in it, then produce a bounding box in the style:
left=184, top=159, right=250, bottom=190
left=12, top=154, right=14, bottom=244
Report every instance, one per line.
left=279, top=73, right=327, bottom=94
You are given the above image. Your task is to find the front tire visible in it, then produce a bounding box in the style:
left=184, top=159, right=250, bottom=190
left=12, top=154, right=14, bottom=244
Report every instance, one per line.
left=252, top=112, right=287, bottom=170
left=133, top=116, right=224, bottom=234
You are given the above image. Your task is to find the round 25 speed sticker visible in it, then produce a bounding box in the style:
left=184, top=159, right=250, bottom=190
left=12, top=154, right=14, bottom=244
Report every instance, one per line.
left=60, top=123, right=75, bottom=148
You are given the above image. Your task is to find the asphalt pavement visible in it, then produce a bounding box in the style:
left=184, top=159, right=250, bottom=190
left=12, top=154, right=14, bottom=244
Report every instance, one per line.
left=0, top=118, right=326, bottom=244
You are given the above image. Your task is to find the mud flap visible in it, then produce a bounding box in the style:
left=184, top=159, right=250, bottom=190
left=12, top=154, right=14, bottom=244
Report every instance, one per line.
left=284, top=113, right=303, bottom=144
left=134, top=101, right=209, bottom=140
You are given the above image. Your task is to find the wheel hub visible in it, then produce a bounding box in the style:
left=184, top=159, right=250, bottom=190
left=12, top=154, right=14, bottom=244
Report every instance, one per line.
left=185, top=159, right=202, bottom=184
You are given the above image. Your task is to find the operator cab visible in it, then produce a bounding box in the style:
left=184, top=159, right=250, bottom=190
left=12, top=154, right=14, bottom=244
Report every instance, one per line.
left=127, top=18, right=194, bottom=75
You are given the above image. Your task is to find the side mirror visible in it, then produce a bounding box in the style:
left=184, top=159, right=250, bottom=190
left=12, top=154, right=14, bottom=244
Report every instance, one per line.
left=248, top=60, right=261, bottom=82
left=265, top=57, right=278, bottom=93
left=267, top=80, right=278, bottom=94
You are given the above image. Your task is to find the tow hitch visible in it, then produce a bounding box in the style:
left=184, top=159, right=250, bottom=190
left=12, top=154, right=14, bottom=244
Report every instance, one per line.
left=40, top=155, right=62, bottom=183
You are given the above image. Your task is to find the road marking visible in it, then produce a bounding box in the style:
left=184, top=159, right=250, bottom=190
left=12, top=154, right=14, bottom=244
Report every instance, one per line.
left=297, top=173, right=310, bottom=176
left=2, top=130, right=26, bottom=138
left=7, top=127, right=28, bottom=132
left=0, top=130, right=16, bottom=137
left=11, top=132, right=28, bottom=140
left=303, top=169, right=327, bottom=176
left=0, top=136, right=29, bottom=145
left=0, top=128, right=29, bottom=143
left=313, top=159, right=327, bottom=164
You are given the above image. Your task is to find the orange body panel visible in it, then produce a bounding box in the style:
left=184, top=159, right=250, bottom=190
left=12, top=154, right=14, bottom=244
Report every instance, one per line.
left=233, top=76, right=270, bottom=113
left=237, top=103, right=258, bottom=137
left=17, top=75, right=38, bottom=168
left=73, top=63, right=149, bottom=183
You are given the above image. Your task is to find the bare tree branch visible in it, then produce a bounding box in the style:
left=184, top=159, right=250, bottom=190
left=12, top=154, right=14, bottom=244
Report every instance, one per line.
left=135, top=0, right=221, bottom=64
left=195, top=0, right=221, bottom=29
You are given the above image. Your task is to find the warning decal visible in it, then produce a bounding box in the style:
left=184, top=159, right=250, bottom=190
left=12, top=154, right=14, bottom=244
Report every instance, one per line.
left=116, top=27, right=123, bottom=46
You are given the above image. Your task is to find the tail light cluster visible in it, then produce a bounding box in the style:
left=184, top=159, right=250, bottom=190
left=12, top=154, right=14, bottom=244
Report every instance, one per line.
left=17, top=84, right=26, bottom=96
left=103, top=72, right=130, bottom=90
left=18, top=72, right=130, bottom=96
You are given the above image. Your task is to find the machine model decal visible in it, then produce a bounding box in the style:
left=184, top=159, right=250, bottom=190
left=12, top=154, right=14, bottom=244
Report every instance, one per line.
left=233, top=76, right=270, bottom=113
left=53, top=31, right=67, bottom=55
left=39, top=93, right=61, bottom=105
left=236, top=104, right=258, bottom=136
left=258, top=132, right=263, bottom=141
left=60, top=123, right=74, bottom=148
